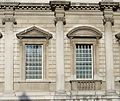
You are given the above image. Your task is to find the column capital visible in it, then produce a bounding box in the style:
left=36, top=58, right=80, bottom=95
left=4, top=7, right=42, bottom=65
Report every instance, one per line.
left=103, top=10, right=114, bottom=25
left=103, top=16, right=114, bottom=25
left=54, top=16, right=66, bottom=25
left=54, top=11, right=66, bottom=25
left=2, top=10, right=17, bottom=25
left=2, top=17, right=17, bottom=25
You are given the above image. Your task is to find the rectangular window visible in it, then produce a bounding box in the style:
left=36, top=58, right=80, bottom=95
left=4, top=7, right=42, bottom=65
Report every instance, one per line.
left=76, top=44, right=93, bottom=79
left=25, top=44, right=43, bottom=80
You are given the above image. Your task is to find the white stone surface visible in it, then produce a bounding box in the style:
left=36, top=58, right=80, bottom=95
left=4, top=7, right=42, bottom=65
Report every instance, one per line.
left=55, top=14, right=65, bottom=92
left=4, top=21, right=14, bottom=95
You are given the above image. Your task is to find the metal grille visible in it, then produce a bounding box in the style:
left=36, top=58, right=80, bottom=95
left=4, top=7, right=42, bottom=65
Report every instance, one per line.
left=25, top=44, right=43, bottom=79
left=76, top=44, right=93, bottom=79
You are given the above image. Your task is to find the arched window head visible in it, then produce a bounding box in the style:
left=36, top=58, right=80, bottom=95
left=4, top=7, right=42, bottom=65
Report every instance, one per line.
left=67, top=26, right=102, bottom=39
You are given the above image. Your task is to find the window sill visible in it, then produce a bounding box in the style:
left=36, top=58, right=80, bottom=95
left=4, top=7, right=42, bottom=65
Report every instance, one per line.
left=15, top=79, right=55, bottom=83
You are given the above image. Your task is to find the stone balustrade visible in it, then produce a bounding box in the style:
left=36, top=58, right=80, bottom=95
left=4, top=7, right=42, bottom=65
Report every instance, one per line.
left=70, top=80, right=102, bottom=91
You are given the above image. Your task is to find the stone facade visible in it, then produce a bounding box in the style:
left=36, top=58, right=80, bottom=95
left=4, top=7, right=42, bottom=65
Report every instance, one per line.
left=0, top=0, right=119, bottom=101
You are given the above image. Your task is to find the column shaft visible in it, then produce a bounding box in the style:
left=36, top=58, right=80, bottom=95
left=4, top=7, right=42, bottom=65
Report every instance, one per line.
left=56, top=20, right=64, bottom=92
left=4, top=21, right=14, bottom=94
left=104, top=21, right=114, bottom=92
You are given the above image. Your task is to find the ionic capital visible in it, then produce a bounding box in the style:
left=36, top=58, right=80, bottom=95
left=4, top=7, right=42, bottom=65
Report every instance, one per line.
left=54, top=17, right=66, bottom=25
left=103, top=17, right=114, bottom=25
left=103, top=10, right=114, bottom=25
left=2, top=17, right=17, bottom=25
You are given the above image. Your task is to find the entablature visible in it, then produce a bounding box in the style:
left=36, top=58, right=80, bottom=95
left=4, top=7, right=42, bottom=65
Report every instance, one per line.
left=99, top=1, right=119, bottom=11
left=0, top=1, right=119, bottom=12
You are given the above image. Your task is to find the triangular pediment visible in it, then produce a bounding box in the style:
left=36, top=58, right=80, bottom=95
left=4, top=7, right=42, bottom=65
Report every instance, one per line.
left=16, top=26, right=52, bottom=39
left=67, top=26, right=102, bottom=39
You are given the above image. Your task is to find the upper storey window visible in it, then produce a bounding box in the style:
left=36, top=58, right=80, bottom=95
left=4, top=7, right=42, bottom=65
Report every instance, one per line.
left=16, top=26, right=52, bottom=81
left=76, top=44, right=93, bottom=79
left=67, top=26, right=102, bottom=80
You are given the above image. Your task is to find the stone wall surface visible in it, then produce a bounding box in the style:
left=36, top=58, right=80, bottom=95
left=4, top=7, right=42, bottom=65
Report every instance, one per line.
left=0, top=0, right=119, bottom=101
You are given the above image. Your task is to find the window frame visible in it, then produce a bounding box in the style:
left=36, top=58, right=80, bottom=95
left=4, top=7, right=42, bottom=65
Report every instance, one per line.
left=20, top=39, right=47, bottom=82
left=25, top=44, right=43, bottom=80
left=75, top=44, right=94, bottom=80
left=70, top=38, right=97, bottom=80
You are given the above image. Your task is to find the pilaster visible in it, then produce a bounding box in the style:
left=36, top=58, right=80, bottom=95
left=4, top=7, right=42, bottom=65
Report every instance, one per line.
left=3, top=10, right=17, bottom=96
left=99, top=0, right=119, bottom=94
left=50, top=1, right=71, bottom=94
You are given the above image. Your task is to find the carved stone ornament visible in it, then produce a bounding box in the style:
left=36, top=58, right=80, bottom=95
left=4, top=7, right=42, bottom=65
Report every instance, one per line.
left=2, top=17, right=17, bottom=25
left=54, top=17, right=66, bottom=25
left=16, top=26, right=52, bottom=40
left=103, top=17, right=114, bottom=25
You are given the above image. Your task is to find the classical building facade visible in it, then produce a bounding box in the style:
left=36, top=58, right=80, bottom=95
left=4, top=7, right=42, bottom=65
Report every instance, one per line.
left=0, top=0, right=119, bottom=100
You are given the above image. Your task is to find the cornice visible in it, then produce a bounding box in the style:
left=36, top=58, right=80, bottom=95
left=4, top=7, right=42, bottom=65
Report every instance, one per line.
left=99, top=1, right=119, bottom=11
left=0, top=1, right=119, bottom=12
left=49, top=1, right=71, bottom=11
left=70, top=3, right=100, bottom=11
left=0, top=2, right=51, bottom=11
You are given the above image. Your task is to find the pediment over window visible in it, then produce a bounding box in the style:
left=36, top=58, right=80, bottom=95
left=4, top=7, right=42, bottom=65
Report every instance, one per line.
left=67, top=26, right=102, bottom=39
left=16, top=26, right=52, bottom=39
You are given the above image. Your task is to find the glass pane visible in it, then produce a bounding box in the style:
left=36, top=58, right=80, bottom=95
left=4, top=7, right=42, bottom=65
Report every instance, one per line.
left=76, top=44, right=93, bottom=79
left=25, top=44, right=43, bottom=79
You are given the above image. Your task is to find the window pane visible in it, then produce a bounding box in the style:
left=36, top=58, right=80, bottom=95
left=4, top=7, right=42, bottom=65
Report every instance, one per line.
left=76, top=44, right=93, bottom=79
left=25, top=44, right=43, bottom=79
